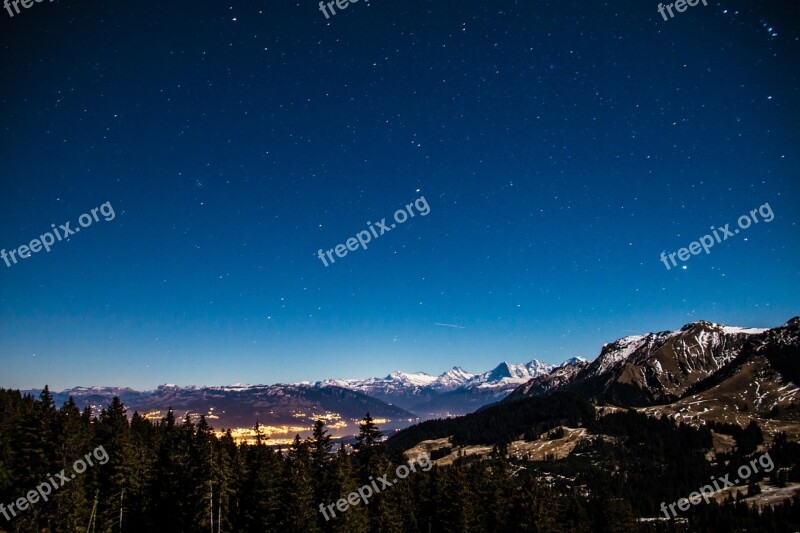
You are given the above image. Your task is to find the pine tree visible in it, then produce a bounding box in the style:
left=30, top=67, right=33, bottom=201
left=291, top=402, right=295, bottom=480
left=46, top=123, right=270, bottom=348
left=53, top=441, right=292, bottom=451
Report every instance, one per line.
left=354, top=413, right=383, bottom=450
left=151, top=408, right=194, bottom=530
left=213, top=429, right=238, bottom=532
left=353, top=415, right=404, bottom=532
left=190, top=415, right=216, bottom=530
left=10, top=389, right=57, bottom=530
left=308, top=419, right=335, bottom=528
left=353, top=413, right=384, bottom=480
left=283, top=435, right=319, bottom=531
left=591, top=493, right=638, bottom=532
left=309, top=419, right=333, bottom=477
left=52, top=396, right=93, bottom=531
left=235, top=425, right=283, bottom=532
left=126, top=411, right=157, bottom=531
left=330, top=444, right=369, bottom=533
left=95, top=396, right=135, bottom=531
left=747, top=479, right=761, bottom=497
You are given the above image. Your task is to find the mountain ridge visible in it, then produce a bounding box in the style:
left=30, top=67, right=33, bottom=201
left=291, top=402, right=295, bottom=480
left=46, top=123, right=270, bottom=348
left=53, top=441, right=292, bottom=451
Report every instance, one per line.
left=316, top=358, right=564, bottom=415
left=21, top=318, right=796, bottom=438
left=506, top=318, right=798, bottom=411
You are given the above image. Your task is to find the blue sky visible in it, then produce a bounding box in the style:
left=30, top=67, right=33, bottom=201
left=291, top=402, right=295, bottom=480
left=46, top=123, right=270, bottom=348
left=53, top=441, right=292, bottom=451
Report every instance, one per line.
left=0, top=0, right=798, bottom=390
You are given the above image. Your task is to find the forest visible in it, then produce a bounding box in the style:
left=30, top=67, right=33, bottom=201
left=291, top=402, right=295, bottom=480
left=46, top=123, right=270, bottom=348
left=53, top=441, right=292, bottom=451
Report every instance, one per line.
left=1, top=387, right=799, bottom=532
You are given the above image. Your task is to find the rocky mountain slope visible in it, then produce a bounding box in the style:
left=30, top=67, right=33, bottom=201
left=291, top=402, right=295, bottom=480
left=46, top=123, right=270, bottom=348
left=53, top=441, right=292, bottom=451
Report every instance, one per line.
left=640, top=317, right=800, bottom=439
left=507, top=320, right=781, bottom=407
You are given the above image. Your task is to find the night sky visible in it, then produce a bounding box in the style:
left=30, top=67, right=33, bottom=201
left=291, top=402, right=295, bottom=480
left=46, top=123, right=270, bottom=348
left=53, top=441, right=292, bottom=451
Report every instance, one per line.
left=1, top=0, right=798, bottom=390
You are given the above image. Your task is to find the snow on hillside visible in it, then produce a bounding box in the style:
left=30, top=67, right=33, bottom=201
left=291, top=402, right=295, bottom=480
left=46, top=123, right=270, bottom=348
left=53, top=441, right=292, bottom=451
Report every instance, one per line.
left=589, top=321, right=769, bottom=379
left=432, top=367, right=477, bottom=392
left=593, top=335, right=649, bottom=376
left=720, top=325, right=769, bottom=335
left=386, top=371, right=439, bottom=387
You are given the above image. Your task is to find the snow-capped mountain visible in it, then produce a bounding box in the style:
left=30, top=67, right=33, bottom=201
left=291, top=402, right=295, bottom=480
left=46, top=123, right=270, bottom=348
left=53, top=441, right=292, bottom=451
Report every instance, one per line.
left=507, top=320, right=779, bottom=406
left=318, top=367, right=476, bottom=395
left=502, top=317, right=800, bottom=443
left=507, top=357, right=590, bottom=399
left=317, top=359, right=563, bottom=417
left=316, top=368, right=471, bottom=409
left=27, top=358, right=567, bottom=431
left=433, top=367, right=477, bottom=392
left=586, top=321, right=767, bottom=380
left=465, top=360, right=555, bottom=390
left=639, top=317, right=800, bottom=427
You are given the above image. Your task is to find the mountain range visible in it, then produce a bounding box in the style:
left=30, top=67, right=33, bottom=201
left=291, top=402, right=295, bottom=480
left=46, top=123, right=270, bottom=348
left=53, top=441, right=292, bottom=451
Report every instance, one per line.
left=43, top=383, right=417, bottom=438
left=317, top=358, right=559, bottom=416
left=35, top=358, right=564, bottom=435
left=27, top=317, right=799, bottom=442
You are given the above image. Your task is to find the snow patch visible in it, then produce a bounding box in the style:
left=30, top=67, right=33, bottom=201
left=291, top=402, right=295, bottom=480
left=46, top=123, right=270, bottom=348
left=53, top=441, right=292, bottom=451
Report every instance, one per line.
left=720, top=326, right=768, bottom=335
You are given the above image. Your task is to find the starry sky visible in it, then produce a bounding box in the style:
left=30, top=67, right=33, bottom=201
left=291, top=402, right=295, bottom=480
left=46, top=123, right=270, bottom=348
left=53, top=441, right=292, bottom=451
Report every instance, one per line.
left=0, top=0, right=798, bottom=391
